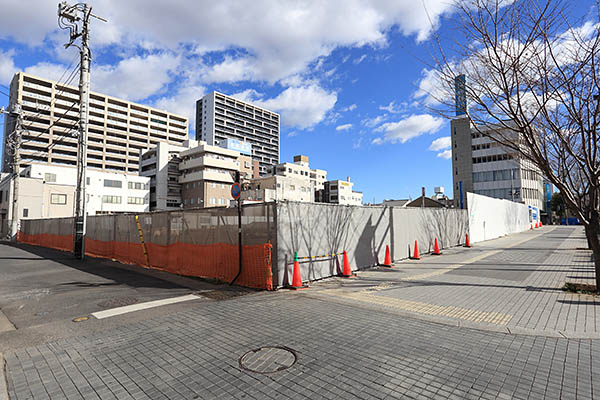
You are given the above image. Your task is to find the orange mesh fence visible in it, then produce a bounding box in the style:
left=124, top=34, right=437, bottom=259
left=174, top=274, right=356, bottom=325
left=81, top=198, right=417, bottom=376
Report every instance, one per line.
left=85, top=238, right=273, bottom=290
left=17, top=232, right=74, bottom=253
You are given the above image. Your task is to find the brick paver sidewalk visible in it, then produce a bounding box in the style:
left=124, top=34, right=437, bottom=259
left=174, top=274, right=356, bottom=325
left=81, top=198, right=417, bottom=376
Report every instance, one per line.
left=310, top=225, right=600, bottom=338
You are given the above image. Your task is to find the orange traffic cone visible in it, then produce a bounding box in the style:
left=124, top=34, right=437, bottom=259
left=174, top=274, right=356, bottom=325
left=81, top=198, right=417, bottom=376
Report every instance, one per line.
left=290, top=252, right=308, bottom=289
left=530, top=224, right=533, bottom=230
left=465, top=233, right=472, bottom=248
left=410, top=240, right=420, bottom=260
left=341, top=250, right=354, bottom=277
left=540, top=221, right=543, bottom=227
left=433, top=238, right=442, bottom=255
left=382, top=245, right=392, bottom=267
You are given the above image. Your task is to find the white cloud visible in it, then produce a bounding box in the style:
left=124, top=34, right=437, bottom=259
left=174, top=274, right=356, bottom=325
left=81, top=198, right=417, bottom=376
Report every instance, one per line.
left=371, top=137, right=383, bottom=145
left=413, top=68, right=448, bottom=106
left=437, top=149, right=452, bottom=159
left=153, top=84, right=204, bottom=134
left=254, top=85, right=337, bottom=129
left=24, top=62, right=74, bottom=84
left=374, top=114, right=444, bottom=144
left=341, top=104, right=357, bottom=112
left=1, top=1, right=457, bottom=86
left=362, top=114, right=387, bottom=128
left=92, top=53, right=180, bottom=101
left=0, top=50, right=17, bottom=85
left=353, top=55, right=367, bottom=64
left=231, top=89, right=262, bottom=103
left=428, top=136, right=451, bottom=151
left=336, top=123, right=353, bottom=131
left=379, top=101, right=406, bottom=114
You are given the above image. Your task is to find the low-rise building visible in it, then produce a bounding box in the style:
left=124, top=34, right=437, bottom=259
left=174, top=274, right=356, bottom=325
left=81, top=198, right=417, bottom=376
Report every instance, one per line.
left=319, top=179, right=363, bottom=206
left=0, top=164, right=150, bottom=237
left=179, top=142, right=257, bottom=208
left=139, top=141, right=193, bottom=210
left=140, top=140, right=259, bottom=210
left=242, top=155, right=326, bottom=203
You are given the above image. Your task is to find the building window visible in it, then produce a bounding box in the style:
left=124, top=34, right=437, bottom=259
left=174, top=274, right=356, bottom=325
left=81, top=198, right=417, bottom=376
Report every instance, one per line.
left=86, top=177, right=90, bottom=185
left=22, top=208, right=29, bottom=217
left=102, top=195, right=122, bottom=204
left=50, top=193, right=67, bottom=205
left=103, top=179, right=122, bottom=188
left=211, top=198, right=216, bottom=204
left=198, top=197, right=201, bottom=205
left=218, top=198, right=224, bottom=205
left=289, top=185, right=295, bottom=191
left=44, top=173, right=57, bottom=183
left=212, top=183, right=216, bottom=188
left=127, top=197, right=145, bottom=205
left=128, top=182, right=145, bottom=190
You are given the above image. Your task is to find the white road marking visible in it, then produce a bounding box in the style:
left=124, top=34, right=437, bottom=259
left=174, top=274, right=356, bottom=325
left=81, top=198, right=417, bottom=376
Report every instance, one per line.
left=91, top=294, right=201, bottom=319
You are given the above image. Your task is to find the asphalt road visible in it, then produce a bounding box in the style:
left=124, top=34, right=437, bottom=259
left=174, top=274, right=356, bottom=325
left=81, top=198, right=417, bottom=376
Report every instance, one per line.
left=0, top=242, right=253, bottom=353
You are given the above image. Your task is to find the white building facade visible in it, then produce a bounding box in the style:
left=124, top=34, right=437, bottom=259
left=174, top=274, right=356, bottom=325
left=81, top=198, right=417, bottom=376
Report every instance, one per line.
left=0, top=164, right=149, bottom=237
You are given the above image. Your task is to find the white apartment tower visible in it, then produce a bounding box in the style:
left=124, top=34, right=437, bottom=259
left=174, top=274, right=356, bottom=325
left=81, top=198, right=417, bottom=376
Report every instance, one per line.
left=195, top=91, right=280, bottom=176
left=2, top=72, right=189, bottom=175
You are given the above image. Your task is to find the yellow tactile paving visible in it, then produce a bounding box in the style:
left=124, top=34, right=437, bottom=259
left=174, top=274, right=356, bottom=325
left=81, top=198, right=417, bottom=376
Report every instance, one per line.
left=325, top=290, right=513, bottom=326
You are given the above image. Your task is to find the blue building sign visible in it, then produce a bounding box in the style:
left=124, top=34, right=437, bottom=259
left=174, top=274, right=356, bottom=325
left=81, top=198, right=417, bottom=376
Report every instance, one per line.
left=219, top=138, right=252, bottom=156
left=455, top=74, right=467, bottom=116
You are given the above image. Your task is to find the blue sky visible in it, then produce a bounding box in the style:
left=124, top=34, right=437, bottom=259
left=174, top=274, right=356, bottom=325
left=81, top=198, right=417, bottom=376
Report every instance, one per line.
left=0, top=1, right=596, bottom=203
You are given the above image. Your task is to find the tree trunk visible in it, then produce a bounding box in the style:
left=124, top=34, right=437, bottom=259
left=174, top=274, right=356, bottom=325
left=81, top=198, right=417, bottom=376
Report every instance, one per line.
left=587, top=213, right=600, bottom=293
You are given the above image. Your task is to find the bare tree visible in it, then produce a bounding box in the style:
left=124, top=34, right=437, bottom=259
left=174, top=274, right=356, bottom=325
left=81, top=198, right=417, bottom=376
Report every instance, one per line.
left=427, top=0, right=600, bottom=291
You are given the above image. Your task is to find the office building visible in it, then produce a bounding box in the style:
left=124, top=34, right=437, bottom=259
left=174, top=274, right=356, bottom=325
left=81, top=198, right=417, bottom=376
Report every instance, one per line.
left=0, top=164, right=149, bottom=237
left=451, top=75, right=543, bottom=210
left=195, top=91, right=279, bottom=176
left=2, top=72, right=188, bottom=175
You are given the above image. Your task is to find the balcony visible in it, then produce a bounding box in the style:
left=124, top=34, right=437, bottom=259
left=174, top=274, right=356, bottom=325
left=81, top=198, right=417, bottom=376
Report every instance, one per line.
left=179, top=170, right=234, bottom=184
left=179, top=156, right=238, bottom=171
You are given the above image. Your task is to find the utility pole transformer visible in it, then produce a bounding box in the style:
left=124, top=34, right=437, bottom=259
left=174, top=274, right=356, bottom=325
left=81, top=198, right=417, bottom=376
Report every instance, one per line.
left=58, top=2, right=106, bottom=259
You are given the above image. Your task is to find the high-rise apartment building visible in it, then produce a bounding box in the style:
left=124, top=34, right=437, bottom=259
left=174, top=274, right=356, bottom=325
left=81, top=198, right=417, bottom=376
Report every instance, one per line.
left=2, top=72, right=188, bottom=175
left=195, top=91, right=280, bottom=176
left=451, top=75, right=543, bottom=210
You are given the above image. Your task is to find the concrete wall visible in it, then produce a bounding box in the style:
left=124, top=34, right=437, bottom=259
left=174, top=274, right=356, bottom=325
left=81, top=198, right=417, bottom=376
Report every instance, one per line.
left=467, top=192, right=537, bottom=243
left=275, top=201, right=468, bottom=287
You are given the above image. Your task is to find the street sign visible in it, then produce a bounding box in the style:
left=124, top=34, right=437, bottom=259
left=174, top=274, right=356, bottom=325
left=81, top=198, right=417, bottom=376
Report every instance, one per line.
left=231, top=182, right=241, bottom=200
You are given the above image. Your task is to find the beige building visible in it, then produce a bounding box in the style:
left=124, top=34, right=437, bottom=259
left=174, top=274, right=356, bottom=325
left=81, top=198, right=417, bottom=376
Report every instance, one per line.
left=2, top=72, right=188, bottom=175
left=179, top=142, right=257, bottom=208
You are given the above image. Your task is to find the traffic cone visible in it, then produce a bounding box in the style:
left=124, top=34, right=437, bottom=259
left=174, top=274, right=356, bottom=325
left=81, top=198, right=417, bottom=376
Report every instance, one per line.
left=433, top=238, right=442, bottom=255
left=382, top=245, right=392, bottom=267
left=290, top=252, right=308, bottom=289
left=530, top=224, right=533, bottom=230
left=540, top=221, right=543, bottom=227
left=410, top=240, right=420, bottom=260
left=465, top=233, right=472, bottom=248
left=341, top=250, right=354, bottom=277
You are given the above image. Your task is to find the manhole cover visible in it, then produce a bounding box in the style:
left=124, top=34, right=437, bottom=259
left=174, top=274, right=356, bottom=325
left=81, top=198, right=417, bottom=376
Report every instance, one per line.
left=98, top=297, right=138, bottom=308
left=239, top=346, right=297, bottom=374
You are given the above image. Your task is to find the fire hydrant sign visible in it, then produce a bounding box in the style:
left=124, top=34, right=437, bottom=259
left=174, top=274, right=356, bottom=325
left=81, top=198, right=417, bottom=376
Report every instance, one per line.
left=231, top=182, right=241, bottom=200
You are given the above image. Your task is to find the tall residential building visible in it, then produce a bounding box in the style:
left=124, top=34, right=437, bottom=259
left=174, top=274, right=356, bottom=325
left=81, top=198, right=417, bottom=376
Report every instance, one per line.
left=451, top=75, right=543, bottom=210
left=195, top=91, right=280, bottom=176
left=2, top=72, right=188, bottom=175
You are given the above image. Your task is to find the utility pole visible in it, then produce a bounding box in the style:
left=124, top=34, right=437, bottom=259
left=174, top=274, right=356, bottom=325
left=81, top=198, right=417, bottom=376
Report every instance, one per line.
left=9, top=104, right=22, bottom=239
left=1, top=104, right=22, bottom=239
left=58, top=2, right=106, bottom=259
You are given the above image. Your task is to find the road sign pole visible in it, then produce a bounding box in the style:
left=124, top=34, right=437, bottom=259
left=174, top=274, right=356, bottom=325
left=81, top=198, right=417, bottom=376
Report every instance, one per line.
left=230, top=173, right=243, bottom=285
